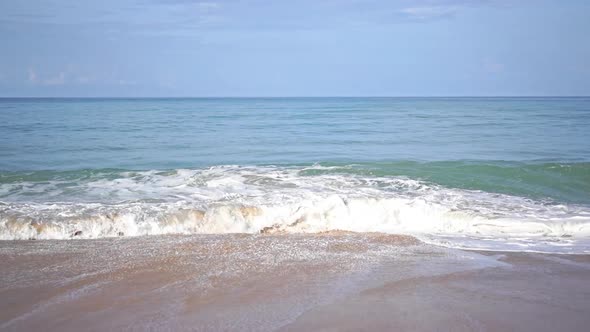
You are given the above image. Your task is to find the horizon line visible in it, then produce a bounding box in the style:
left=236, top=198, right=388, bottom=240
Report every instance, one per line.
left=1, top=95, right=590, bottom=99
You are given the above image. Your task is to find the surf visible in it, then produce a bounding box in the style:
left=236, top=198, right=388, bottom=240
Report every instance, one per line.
left=1, top=164, right=589, bottom=253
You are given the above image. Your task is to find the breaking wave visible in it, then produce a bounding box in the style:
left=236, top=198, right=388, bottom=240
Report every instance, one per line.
left=1, top=165, right=590, bottom=252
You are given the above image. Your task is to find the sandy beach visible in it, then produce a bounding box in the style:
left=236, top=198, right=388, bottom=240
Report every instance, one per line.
left=1, top=233, right=589, bottom=331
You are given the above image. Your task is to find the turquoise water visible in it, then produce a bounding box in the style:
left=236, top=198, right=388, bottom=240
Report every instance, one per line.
left=1, top=97, right=589, bottom=251
left=2, top=97, right=590, bottom=169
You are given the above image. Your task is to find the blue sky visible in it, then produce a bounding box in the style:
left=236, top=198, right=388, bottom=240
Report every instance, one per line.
left=0, top=0, right=589, bottom=97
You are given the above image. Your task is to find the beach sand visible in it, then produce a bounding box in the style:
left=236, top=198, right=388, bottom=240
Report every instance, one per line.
left=1, top=233, right=589, bottom=331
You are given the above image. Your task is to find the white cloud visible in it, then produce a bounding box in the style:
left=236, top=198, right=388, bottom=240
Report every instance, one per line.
left=28, top=67, right=38, bottom=83
left=399, top=6, right=458, bottom=20
left=76, top=76, right=93, bottom=84
left=117, top=79, right=137, bottom=86
left=196, top=2, right=219, bottom=11
left=27, top=67, right=66, bottom=85
left=44, top=72, right=66, bottom=85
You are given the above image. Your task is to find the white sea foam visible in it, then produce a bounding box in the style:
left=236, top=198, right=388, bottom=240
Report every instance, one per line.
left=1, top=165, right=589, bottom=252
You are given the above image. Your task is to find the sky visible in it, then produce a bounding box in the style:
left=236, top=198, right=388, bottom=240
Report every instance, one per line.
left=0, top=0, right=589, bottom=97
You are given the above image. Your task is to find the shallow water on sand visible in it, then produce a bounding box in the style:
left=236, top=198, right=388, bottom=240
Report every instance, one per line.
left=1, top=234, right=589, bottom=331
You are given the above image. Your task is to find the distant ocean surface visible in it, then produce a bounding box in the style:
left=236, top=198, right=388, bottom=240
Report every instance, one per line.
left=1, top=97, right=589, bottom=252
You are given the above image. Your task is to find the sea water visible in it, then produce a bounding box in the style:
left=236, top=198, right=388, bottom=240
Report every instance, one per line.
left=1, top=97, right=589, bottom=252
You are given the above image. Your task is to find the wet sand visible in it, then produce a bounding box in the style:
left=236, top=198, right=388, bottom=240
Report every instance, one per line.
left=1, top=233, right=589, bottom=331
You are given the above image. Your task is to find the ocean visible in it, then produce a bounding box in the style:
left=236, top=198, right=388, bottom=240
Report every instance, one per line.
left=1, top=97, right=589, bottom=252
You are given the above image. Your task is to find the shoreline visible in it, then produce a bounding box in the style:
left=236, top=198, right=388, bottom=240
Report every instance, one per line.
left=1, top=233, right=590, bottom=331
